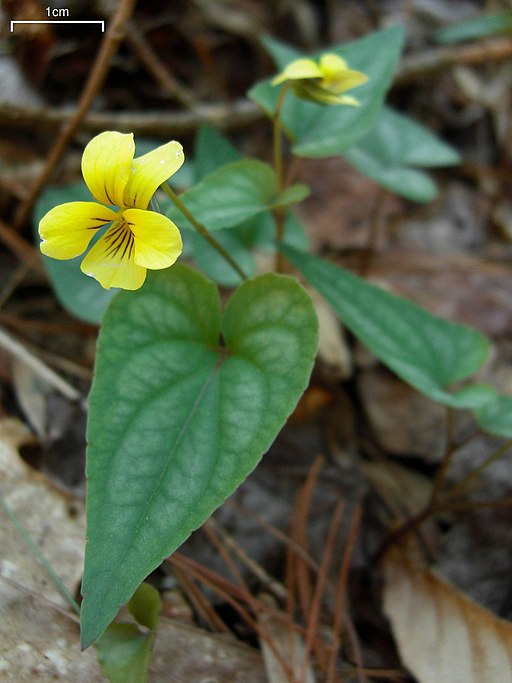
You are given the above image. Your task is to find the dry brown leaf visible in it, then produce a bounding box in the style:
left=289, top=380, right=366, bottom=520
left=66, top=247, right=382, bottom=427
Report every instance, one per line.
left=311, top=290, right=352, bottom=382
left=382, top=552, right=512, bottom=683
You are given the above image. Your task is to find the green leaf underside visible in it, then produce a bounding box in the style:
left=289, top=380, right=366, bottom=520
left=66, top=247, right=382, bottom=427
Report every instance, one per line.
left=343, top=107, right=460, bottom=202
left=283, top=246, right=490, bottom=408
left=33, top=183, right=116, bottom=323
left=249, top=25, right=405, bottom=157
left=475, top=395, right=512, bottom=438
left=166, top=159, right=279, bottom=231
left=81, top=265, right=318, bottom=648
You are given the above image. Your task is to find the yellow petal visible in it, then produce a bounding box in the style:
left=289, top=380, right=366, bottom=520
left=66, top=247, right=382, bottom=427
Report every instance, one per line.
left=39, top=201, right=118, bottom=259
left=272, top=58, right=322, bottom=86
left=328, top=68, right=369, bottom=94
left=335, top=94, right=361, bottom=106
left=81, top=131, right=135, bottom=207
left=80, top=220, right=146, bottom=290
left=319, top=53, right=348, bottom=77
left=124, top=208, right=183, bottom=269
left=123, top=141, right=185, bottom=210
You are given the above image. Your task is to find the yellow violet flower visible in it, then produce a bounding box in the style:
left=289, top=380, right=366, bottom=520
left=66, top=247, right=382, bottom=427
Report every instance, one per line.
left=272, top=53, right=368, bottom=106
left=38, top=131, right=184, bottom=291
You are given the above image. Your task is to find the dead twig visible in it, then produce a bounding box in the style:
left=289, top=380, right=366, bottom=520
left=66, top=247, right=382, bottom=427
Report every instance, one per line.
left=395, top=36, right=512, bottom=85
left=0, top=100, right=261, bottom=137
left=125, top=22, right=199, bottom=110
left=0, top=326, right=82, bottom=402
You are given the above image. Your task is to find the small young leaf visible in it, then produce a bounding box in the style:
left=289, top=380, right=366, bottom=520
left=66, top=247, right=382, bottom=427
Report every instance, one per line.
left=272, top=183, right=311, bottom=208
left=96, top=625, right=153, bottom=683
left=166, top=159, right=278, bottom=231
left=249, top=25, right=405, bottom=157
left=343, top=107, right=460, bottom=202
left=474, top=394, right=512, bottom=438
left=127, top=582, right=162, bottom=631
left=96, top=583, right=161, bottom=683
left=283, top=245, right=490, bottom=408
left=81, top=265, right=318, bottom=648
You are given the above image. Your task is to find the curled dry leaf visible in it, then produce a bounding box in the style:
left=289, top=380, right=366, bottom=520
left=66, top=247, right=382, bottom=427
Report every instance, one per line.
left=382, top=551, right=512, bottom=683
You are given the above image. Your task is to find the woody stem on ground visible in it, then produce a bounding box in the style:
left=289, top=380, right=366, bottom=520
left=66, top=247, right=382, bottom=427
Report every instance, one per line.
left=161, top=183, right=248, bottom=281
left=272, top=83, right=291, bottom=274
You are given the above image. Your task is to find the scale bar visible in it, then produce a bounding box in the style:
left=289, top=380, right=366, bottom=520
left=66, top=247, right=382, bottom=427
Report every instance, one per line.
left=10, top=20, right=105, bottom=32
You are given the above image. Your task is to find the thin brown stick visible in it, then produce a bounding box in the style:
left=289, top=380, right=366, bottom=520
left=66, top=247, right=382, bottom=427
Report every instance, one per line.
left=13, top=0, right=138, bottom=229
left=202, top=520, right=252, bottom=597
left=300, top=500, right=345, bottom=683
left=0, top=219, right=39, bottom=265
left=326, top=502, right=363, bottom=683
left=170, top=562, right=230, bottom=633
left=206, top=517, right=288, bottom=601
left=227, top=499, right=320, bottom=573
left=395, top=36, right=512, bottom=85
left=125, top=22, right=199, bottom=109
left=170, top=555, right=298, bottom=680
left=0, top=100, right=261, bottom=136
left=291, top=457, right=325, bottom=628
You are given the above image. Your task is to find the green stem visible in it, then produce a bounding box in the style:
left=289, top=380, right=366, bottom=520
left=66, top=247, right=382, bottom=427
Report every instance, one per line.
left=272, top=83, right=290, bottom=273
left=0, top=495, right=80, bottom=614
left=428, top=406, right=456, bottom=505
left=161, top=183, right=247, bottom=281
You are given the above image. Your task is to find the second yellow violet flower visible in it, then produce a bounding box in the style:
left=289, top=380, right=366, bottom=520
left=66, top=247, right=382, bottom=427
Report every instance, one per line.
left=39, top=131, right=184, bottom=290
left=272, top=53, right=368, bottom=106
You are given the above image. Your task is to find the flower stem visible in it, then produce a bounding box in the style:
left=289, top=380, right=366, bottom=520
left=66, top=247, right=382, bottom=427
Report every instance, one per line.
left=272, top=83, right=290, bottom=273
left=161, top=183, right=247, bottom=281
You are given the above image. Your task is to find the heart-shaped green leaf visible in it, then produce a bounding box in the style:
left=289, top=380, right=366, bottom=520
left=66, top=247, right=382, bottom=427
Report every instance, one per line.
left=283, top=245, right=490, bottom=408
left=81, top=265, right=318, bottom=648
left=343, top=107, right=459, bottom=202
left=166, top=159, right=282, bottom=231
left=249, top=25, right=405, bottom=157
left=343, top=107, right=460, bottom=202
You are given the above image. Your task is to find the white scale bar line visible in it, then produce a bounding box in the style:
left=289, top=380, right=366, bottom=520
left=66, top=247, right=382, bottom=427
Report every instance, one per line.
left=10, top=20, right=105, bottom=32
